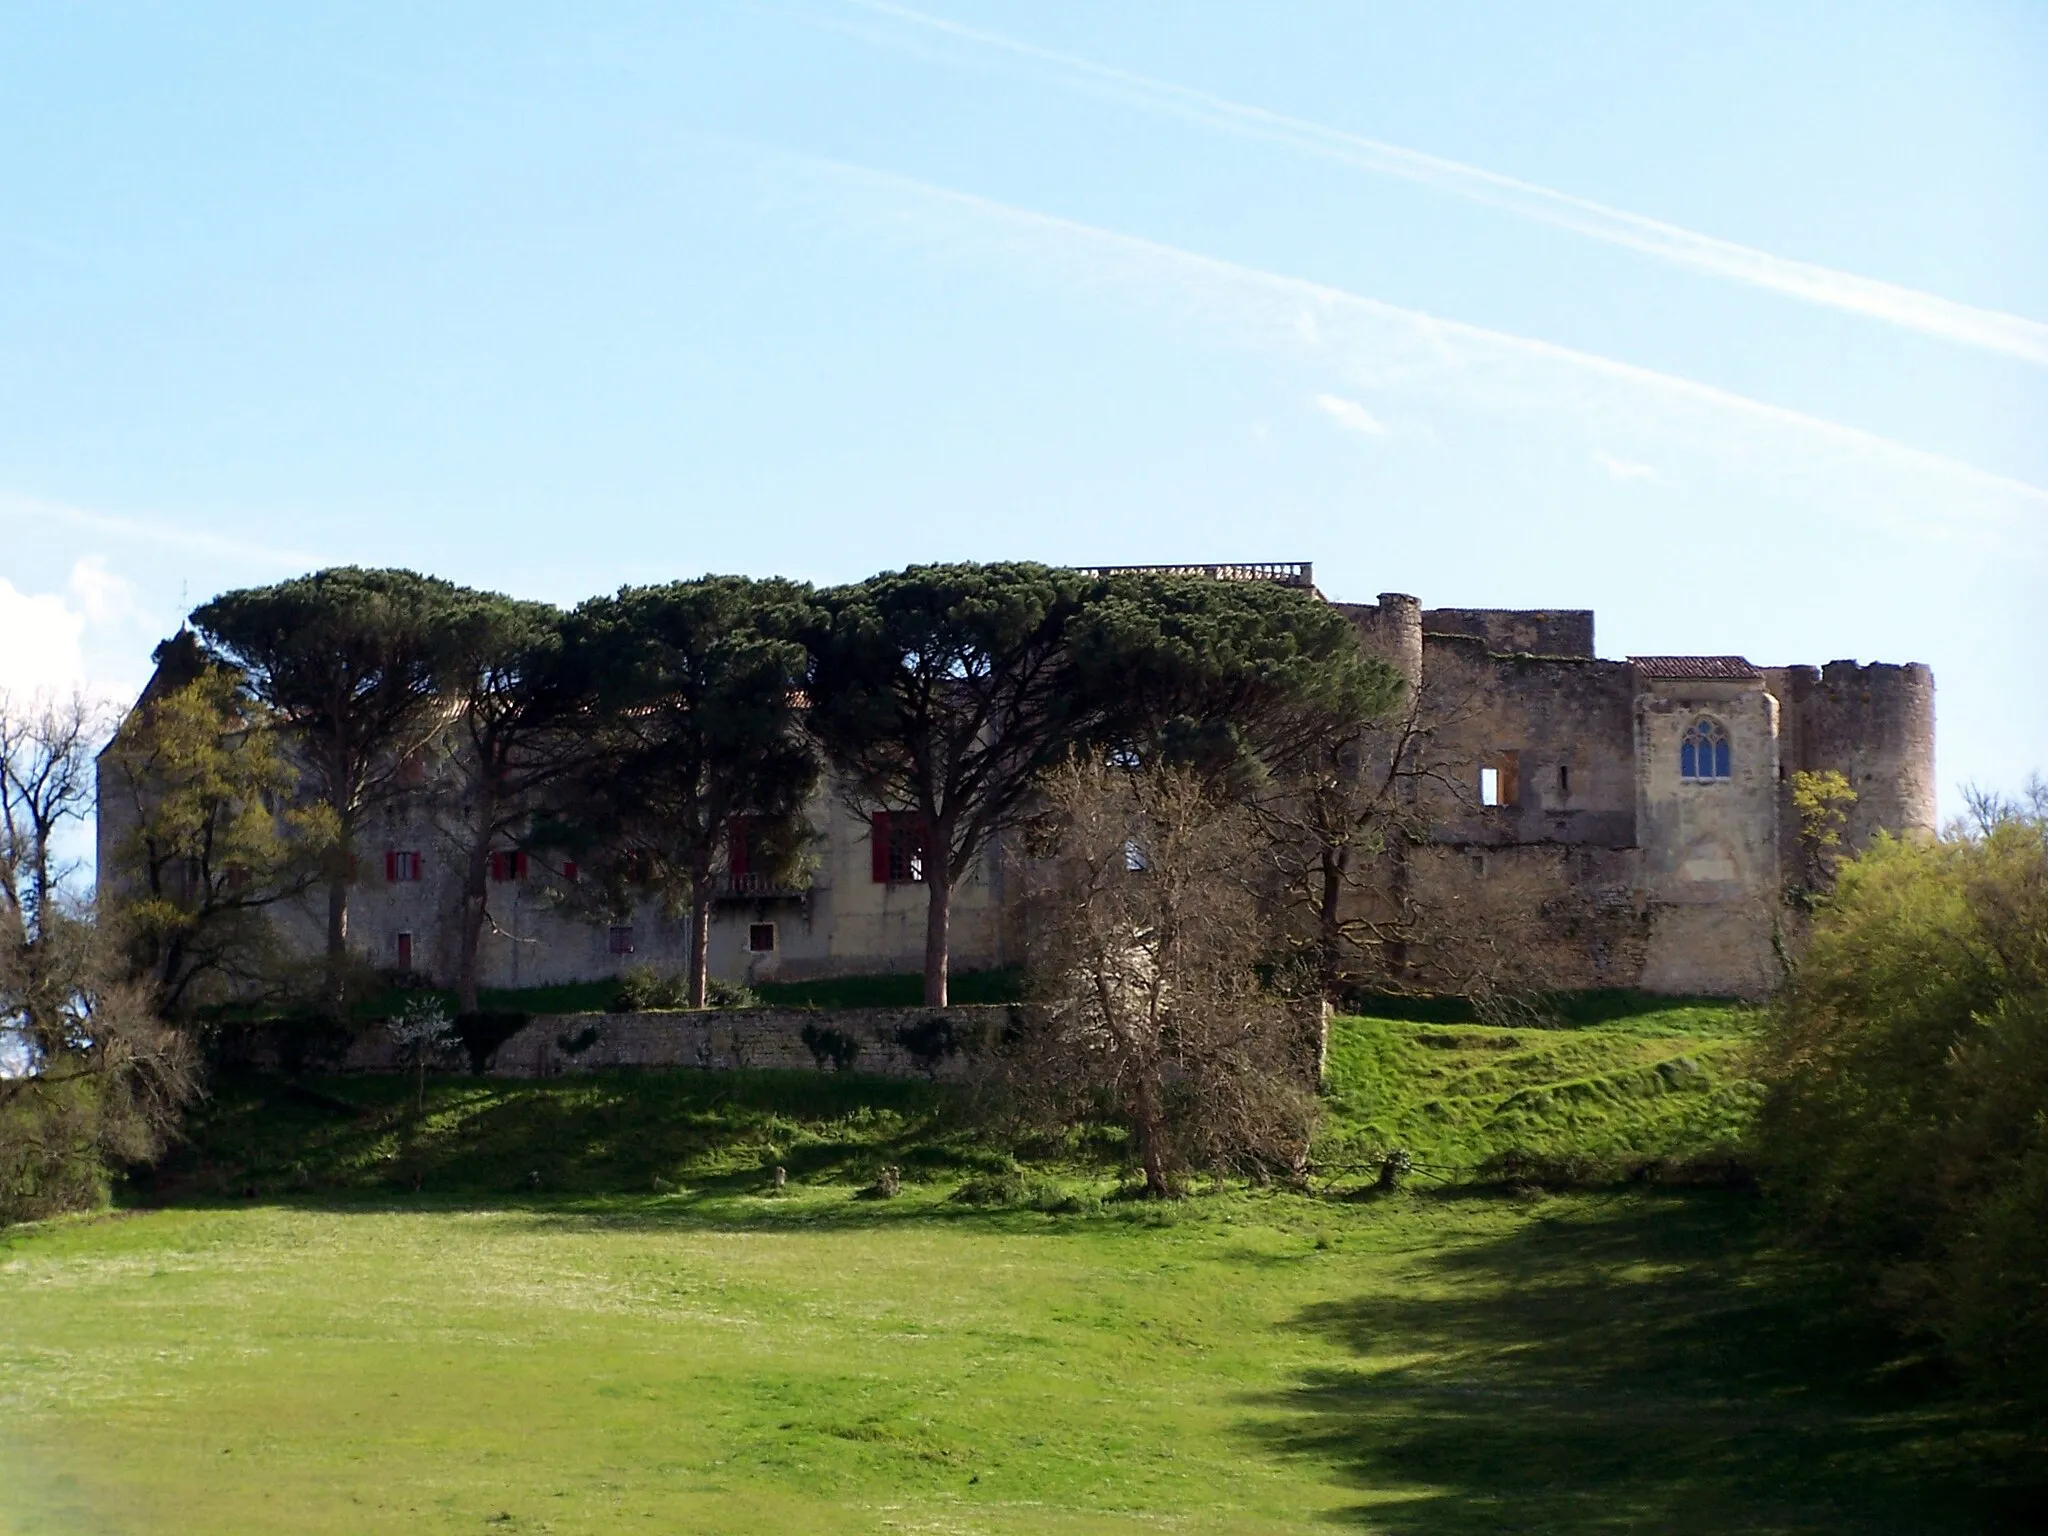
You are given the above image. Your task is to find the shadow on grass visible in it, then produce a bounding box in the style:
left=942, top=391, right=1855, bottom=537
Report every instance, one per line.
left=1253, top=1192, right=2039, bottom=1534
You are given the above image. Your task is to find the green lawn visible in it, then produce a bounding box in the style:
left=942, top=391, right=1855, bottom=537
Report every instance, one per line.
left=1, top=1006, right=2033, bottom=1533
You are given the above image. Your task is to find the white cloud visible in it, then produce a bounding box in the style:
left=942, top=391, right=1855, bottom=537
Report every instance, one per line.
left=840, top=0, right=2048, bottom=366
left=0, top=577, right=88, bottom=697
left=1315, top=394, right=1389, bottom=437
left=1596, top=452, right=1659, bottom=482
left=66, top=554, right=136, bottom=623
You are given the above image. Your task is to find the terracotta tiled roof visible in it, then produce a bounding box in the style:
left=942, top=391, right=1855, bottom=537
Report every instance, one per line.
left=1628, top=655, right=1761, bottom=680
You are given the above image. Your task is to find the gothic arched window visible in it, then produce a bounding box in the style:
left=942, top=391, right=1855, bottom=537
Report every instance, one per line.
left=1681, top=717, right=1731, bottom=781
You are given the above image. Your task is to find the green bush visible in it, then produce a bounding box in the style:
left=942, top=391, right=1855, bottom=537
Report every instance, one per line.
left=950, top=1169, right=1076, bottom=1211
left=1757, top=798, right=2048, bottom=1413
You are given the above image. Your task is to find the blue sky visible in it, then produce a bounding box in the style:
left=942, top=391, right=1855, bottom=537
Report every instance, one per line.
left=3, top=1, right=2043, bottom=812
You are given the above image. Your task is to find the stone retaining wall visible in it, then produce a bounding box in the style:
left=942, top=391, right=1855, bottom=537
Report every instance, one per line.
left=218, top=1005, right=1018, bottom=1081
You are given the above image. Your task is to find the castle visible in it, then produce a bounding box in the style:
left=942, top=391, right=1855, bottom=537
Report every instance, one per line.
left=100, top=563, right=1935, bottom=1001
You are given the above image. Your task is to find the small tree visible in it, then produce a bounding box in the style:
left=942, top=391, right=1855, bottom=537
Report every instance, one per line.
left=1787, top=768, right=1858, bottom=904
left=385, top=996, right=457, bottom=1113
left=1, top=691, right=196, bottom=1224
left=104, top=649, right=337, bottom=1016
left=560, top=579, right=818, bottom=1010
left=191, top=568, right=470, bottom=1011
left=1007, top=758, right=1317, bottom=1197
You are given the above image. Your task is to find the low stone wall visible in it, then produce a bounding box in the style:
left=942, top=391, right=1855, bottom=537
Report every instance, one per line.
left=217, top=1005, right=1018, bottom=1081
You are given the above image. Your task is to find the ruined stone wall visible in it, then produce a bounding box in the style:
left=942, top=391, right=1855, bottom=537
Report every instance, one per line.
left=219, top=1004, right=1016, bottom=1080
left=1414, top=639, right=1639, bottom=850
left=1421, top=608, right=1596, bottom=658
left=1764, top=661, right=1937, bottom=854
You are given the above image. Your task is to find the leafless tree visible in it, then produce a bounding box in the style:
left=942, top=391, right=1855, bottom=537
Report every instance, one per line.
left=1252, top=645, right=1582, bottom=1016
left=1004, top=759, right=1317, bottom=1197
left=1, top=691, right=196, bottom=1223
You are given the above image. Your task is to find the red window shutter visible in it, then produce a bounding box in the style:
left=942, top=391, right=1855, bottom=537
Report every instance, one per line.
left=411, top=852, right=423, bottom=881
left=870, top=812, right=891, bottom=883
left=562, top=859, right=578, bottom=883
left=515, top=851, right=528, bottom=880
left=385, top=851, right=397, bottom=883
left=728, top=816, right=750, bottom=878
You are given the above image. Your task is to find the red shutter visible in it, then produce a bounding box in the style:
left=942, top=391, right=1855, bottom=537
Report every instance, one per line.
left=870, top=812, right=891, bottom=883
left=562, top=859, right=578, bottom=883
left=385, top=851, right=397, bottom=883
left=411, top=852, right=423, bottom=881
left=515, top=851, right=528, bottom=880
left=728, top=816, right=750, bottom=878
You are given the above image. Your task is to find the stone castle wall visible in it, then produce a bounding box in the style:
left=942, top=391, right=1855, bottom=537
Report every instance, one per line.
left=218, top=1005, right=1018, bottom=1081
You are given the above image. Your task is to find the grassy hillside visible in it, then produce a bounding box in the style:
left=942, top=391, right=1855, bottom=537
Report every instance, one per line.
left=1318, top=1002, right=1761, bottom=1180
left=159, top=1000, right=1758, bottom=1203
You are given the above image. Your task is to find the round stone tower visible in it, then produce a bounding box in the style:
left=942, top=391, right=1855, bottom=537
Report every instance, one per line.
left=1777, top=661, right=1937, bottom=847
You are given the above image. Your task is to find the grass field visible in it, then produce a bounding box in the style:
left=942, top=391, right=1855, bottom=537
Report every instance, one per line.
left=1, top=1007, right=2034, bottom=1534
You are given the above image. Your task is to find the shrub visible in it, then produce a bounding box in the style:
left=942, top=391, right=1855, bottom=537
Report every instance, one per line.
left=950, top=1169, right=1070, bottom=1210
left=706, top=978, right=761, bottom=1009
left=1757, top=787, right=2048, bottom=1413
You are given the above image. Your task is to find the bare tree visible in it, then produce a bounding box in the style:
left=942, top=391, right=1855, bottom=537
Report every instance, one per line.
left=1253, top=645, right=1582, bottom=1015
left=1005, top=759, right=1317, bottom=1197
left=1, top=691, right=196, bottom=1224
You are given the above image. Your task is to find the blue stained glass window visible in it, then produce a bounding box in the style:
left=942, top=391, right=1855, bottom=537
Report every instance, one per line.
left=1681, top=718, right=1731, bottom=780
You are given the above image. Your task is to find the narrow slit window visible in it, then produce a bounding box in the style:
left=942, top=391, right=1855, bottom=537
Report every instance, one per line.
left=1479, top=767, right=1500, bottom=807
left=1557, top=764, right=1570, bottom=797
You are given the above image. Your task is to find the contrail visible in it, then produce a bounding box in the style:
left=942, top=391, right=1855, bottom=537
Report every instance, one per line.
left=767, top=145, right=2048, bottom=541
left=840, top=0, right=2048, bottom=367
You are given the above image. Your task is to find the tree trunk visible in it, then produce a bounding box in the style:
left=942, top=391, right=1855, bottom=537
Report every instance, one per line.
left=1132, top=1072, right=1170, bottom=1197
left=1318, top=843, right=1346, bottom=1001
left=922, top=836, right=953, bottom=1008
left=456, top=829, right=491, bottom=1015
left=324, top=867, right=350, bottom=1016
left=689, top=873, right=713, bottom=1010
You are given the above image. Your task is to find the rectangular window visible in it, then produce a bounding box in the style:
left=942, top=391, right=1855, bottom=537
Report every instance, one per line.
left=747, top=922, right=777, bottom=954
left=395, top=931, right=413, bottom=971
left=385, top=850, right=423, bottom=882
left=1479, top=751, right=1520, bottom=809
left=560, top=859, right=578, bottom=883
left=1470, top=855, right=1487, bottom=877
left=607, top=924, right=635, bottom=955
left=1557, top=764, right=1570, bottom=797
left=489, top=850, right=529, bottom=883
left=870, top=812, right=928, bottom=884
